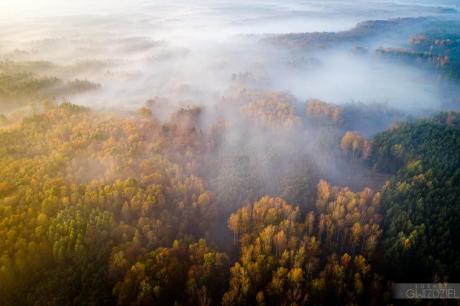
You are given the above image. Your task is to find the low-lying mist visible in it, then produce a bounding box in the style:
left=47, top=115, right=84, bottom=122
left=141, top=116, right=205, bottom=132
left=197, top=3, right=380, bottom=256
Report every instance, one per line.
left=1, top=2, right=460, bottom=304
left=0, top=0, right=459, bottom=195
left=0, top=0, right=459, bottom=112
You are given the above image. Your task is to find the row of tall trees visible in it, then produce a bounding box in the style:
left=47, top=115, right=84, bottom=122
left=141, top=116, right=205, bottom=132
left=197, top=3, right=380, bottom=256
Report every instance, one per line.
left=224, top=180, right=385, bottom=305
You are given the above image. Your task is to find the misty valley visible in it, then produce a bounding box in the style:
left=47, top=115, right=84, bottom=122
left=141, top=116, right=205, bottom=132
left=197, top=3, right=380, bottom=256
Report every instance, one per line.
left=0, top=0, right=459, bottom=305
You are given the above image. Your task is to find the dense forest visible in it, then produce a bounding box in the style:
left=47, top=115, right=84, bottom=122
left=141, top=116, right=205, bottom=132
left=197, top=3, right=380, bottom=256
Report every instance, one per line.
left=0, top=95, right=458, bottom=305
left=371, top=113, right=460, bottom=282
left=1, top=1, right=460, bottom=304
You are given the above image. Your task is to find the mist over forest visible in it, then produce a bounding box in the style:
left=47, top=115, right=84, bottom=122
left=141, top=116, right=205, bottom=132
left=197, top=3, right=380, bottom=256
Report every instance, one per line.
left=0, top=0, right=459, bottom=305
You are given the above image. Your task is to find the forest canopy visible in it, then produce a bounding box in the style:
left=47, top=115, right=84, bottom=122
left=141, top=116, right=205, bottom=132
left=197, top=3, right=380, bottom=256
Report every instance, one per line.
left=0, top=99, right=458, bottom=305
left=1, top=0, right=460, bottom=304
